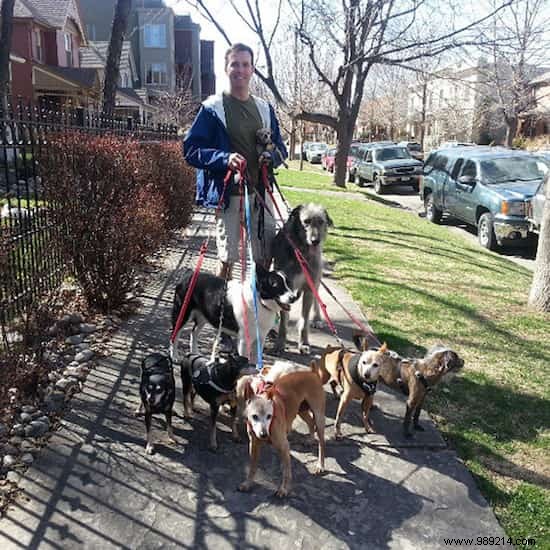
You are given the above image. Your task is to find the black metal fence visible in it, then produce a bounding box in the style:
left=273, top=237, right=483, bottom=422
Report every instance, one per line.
left=0, top=98, right=179, bottom=325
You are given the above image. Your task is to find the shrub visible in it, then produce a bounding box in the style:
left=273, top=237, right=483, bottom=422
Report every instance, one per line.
left=39, top=133, right=166, bottom=311
left=140, top=141, right=195, bottom=230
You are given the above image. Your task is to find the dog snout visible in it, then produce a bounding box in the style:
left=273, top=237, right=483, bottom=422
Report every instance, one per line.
left=259, top=429, right=269, bottom=439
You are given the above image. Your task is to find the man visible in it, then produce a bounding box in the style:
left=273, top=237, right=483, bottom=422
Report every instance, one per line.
left=184, top=43, right=287, bottom=280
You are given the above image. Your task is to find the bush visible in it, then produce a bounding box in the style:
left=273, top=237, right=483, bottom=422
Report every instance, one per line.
left=38, top=133, right=172, bottom=310
left=141, top=141, right=195, bottom=230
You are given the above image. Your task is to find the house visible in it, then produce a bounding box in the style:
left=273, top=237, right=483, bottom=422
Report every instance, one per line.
left=405, top=62, right=505, bottom=149
left=3, top=0, right=101, bottom=107
left=80, top=40, right=154, bottom=120
left=519, top=71, right=550, bottom=138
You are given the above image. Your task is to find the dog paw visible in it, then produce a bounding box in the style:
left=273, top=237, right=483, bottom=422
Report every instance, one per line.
left=310, top=319, right=325, bottom=330
left=145, top=443, right=155, bottom=455
left=272, top=343, right=285, bottom=355
left=334, top=431, right=344, bottom=441
left=274, top=486, right=290, bottom=498
left=208, top=444, right=218, bottom=453
left=238, top=481, right=252, bottom=493
left=312, top=465, right=325, bottom=476
left=365, top=426, right=377, bottom=434
left=298, top=344, right=311, bottom=355
left=414, top=423, right=425, bottom=432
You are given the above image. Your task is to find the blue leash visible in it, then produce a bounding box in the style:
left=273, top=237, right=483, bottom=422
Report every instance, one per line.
left=243, top=185, right=263, bottom=371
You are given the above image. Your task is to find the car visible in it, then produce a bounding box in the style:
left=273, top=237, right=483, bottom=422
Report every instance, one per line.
left=398, top=141, right=424, bottom=161
left=305, top=142, right=328, bottom=163
left=322, top=147, right=352, bottom=173
left=347, top=141, right=395, bottom=183
left=420, top=146, right=545, bottom=250
left=439, top=140, right=477, bottom=149
left=354, top=144, right=423, bottom=193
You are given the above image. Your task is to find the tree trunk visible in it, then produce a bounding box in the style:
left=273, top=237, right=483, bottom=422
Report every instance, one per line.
left=289, top=116, right=296, bottom=161
left=102, top=0, right=131, bottom=119
left=528, top=176, right=550, bottom=311
left=504, top=116, right=518, bottom=148
left=333, top=117, right=354, bottom=188
left=0, top=0, right=16, bottom=111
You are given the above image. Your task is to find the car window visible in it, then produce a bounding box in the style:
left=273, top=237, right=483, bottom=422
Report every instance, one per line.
left=366, top=150, right=373, bottom=162
left=461, top=160, right=477, bottom=179
left=451, top=158, right=464, bottom=179
left=430, top=153, right=450, bottom=173
left=374, top=147, right=411, bottom=161
left=479, top=156, right=545, bottom=184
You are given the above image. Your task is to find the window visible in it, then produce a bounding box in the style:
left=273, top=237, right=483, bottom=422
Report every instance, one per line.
left=64, top=33, right=73, bottom=67
left=144, top=24, right=166, bottom=48
left=366, top=150, right=373, bottom=162
left=451, top=158, right=464, bottom=180
left=121, top=73, right=129, bottom=87
left=32, top=30, right=42, bottom=62
left=461, top=160, right=477, bottom=179
left=146, top=63, right=167, bottom=85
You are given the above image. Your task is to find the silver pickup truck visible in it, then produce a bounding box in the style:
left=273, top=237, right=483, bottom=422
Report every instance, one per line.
left=528, top=173, right=547, bottom=233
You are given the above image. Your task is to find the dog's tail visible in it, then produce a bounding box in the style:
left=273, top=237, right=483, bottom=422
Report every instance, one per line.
left=172, top=269, right=194, bottom=329
left=310, top=357, right=331, bottom=385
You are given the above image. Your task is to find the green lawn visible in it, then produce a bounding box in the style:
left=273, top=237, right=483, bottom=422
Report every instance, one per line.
left=279, top=175, right=549, bottom=545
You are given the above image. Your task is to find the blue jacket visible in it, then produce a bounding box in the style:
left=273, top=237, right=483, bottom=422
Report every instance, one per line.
left=183, top=93, right=287, bottom=209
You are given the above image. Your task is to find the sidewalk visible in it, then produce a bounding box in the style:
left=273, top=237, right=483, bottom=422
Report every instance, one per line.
left=0, top=208, right=509, bottom=549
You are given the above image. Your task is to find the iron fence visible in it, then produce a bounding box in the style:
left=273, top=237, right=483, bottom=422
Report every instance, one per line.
left=0, top=97, right=179, bottom=325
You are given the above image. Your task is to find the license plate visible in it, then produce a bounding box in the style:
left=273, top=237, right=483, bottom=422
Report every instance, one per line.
left=401, top=176, right=411, bottom=181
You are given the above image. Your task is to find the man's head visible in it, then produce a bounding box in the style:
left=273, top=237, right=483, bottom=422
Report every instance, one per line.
left=225, top=43, right=254, bottom=98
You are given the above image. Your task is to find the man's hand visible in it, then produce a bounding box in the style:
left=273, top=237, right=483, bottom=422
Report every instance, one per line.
left=228, top=153, right=246, bottom=171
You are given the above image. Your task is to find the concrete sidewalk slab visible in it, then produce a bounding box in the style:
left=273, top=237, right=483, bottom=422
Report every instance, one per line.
left=0, top=208, right=508, bottom=549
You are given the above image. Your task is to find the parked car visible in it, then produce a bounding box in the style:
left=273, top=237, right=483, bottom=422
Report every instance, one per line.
left=420, top=146, right=545, bottom=250
left=322, top=147, right=352, bottom=173
left=305, top=142, right=328, bottom=163
left=398, top=141, right=424, bottom=161
left=528, top=171, right=548, bottom=234
left=347, top=141, right=395, bottom=183
left=354, top=144, right=423, bottom=193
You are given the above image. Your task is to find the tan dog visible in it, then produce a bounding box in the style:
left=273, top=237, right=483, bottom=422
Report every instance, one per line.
left=236, top=368, right=326, bottom=497
left=317, top=344, right=384, bottom=440
left=353, top=334, right=464, bottom=437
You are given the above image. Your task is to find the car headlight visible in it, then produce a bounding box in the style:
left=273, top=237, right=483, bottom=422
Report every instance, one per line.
left=501, top=201, right=526, bottom=216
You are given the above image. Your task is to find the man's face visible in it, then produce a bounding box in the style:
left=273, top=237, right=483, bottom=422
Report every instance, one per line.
left=225, top=50, right=254, bottom=93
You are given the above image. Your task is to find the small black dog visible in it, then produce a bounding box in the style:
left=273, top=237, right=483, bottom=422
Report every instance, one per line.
left=181, top=353, right=255, bottom=450
left=137, top=353, right=176, bottom=454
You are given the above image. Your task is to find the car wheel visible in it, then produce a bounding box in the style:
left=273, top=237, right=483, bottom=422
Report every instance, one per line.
left=347, top=170, right=355, bottom=183
left=478, top=213, right=498, bottom=250
left=424, top=193, right=442, bottom=223
left=374, top=175, right=385, bottom=194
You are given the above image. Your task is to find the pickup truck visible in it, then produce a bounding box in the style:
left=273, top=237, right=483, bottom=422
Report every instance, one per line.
left=420, top=146, right=545, bottom=250
left=355, top=145, right=423, bottom=194
left=528, top=174, right=547, bottom=233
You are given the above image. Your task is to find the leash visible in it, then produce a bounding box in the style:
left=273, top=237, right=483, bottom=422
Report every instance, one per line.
left=170, top=168, right=233, bottom=360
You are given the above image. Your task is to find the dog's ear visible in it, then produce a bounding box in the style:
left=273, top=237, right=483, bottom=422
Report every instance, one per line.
left=352, top=329, right=367, bottom=351
left=324, top=208, right=334, bottom=227
left=288, top=205, right=302, bottom=224
left=236, top=375, right=255, bottom=402
left=379, top=342, right=388, bottom=353
left=255, top=262, right=269, bottom=281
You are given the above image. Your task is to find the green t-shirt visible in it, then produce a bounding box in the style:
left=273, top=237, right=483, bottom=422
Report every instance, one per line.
left=223, top=92, right=263, bottom=186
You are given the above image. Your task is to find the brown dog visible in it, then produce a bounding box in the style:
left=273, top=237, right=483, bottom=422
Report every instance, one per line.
left=236, top=368, right=326, bottom=497
left=353, top=334, right=464, bottom=437
left=317, top=344, right=385, bottom=440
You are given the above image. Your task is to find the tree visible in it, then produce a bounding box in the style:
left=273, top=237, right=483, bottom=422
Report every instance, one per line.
left=154, top=67, right=199, bottom=127
left=102, top=0, right=132, bottom=119
left=186, top=0, right=511, bottom=187
left=0, top=0, right=16, bottom=110
left=477, top=0, right=550, bottom=146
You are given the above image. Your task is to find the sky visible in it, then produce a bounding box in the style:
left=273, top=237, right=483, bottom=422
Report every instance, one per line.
left=164, top=0, right=261, bottom=93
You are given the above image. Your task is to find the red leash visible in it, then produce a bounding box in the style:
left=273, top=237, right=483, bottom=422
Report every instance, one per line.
left=170, top=169, right=234, bottom=344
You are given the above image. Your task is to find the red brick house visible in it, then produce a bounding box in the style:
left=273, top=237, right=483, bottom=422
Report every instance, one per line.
left=4, top=0, right=101, bottom=107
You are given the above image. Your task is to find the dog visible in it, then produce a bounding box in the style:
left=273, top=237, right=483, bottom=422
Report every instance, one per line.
left=353, top=334, right=465, bottom=437
left=237, top=368, right=326, bottom=497
left=180, top=353, right=255, bottom=450
left=256, top=127, right=288, bottom=168
left=317, top=344, right=384, bottom=439
left=137, top=353, right=176, bottom=455
left=270, top=203, right=333, bottom=355
left=172, top=263, right=298, bottom=363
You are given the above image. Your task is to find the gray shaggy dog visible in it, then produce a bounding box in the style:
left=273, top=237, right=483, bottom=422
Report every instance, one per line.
left=270, top=203, right=333, bottom=354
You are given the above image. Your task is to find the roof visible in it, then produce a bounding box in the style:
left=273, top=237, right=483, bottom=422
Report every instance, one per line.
left=40, top=65, right=99, bottom=89
left=117, top=87, right=144, bottom=104
left=80, top=41, right=134, bottom=74
left=434, top=146, right=534, bottom=160
left=1, top=0, right=51, bottom=26
left=11, top=0, right=87, bottom=42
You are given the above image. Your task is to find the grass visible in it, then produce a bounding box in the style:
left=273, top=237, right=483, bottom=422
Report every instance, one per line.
left=278, top=173, right=550, bottom=546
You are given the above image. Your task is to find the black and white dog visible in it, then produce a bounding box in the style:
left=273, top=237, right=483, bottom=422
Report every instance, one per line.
left=172, top=263, right=298, bottom=363
left=137, top=353, right=176, bottom=455
left=271, top=203, right=333, bottom=355
left=181, top=353, right=255, bottom=450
